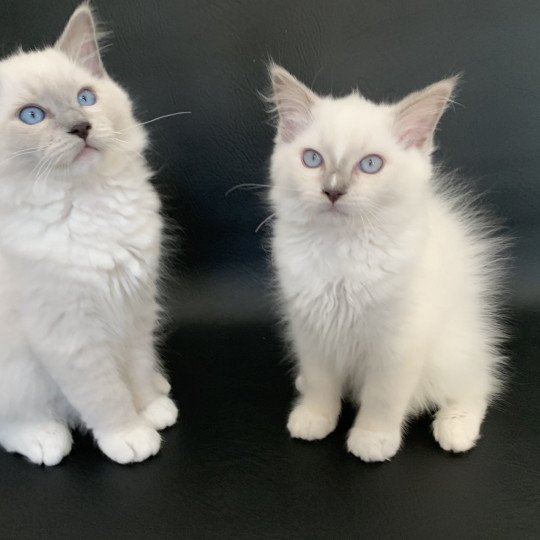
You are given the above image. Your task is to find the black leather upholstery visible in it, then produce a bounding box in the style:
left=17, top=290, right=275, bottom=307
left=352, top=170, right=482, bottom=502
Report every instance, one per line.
left=1, top=1, right=539, bottom=537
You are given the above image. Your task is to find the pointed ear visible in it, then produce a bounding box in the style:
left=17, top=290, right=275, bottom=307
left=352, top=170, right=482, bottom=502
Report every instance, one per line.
left=269, top=64, right=318, bottom=143
left=55, top=3, right=105, bottom=77
left=393, top=77, right=458, bottom=153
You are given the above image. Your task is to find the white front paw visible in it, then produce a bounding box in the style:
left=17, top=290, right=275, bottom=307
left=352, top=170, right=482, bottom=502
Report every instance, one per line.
left=142, top=396, right=178, bottom=430
left=432, top=411, right=481, bottom=453
left=1, top=422, right=72, bottom=467
left=347, top=427, right=401, bottom=462
left=287, top=404, right=337, bottom=441
left=95, top=423, right=161, bottom=464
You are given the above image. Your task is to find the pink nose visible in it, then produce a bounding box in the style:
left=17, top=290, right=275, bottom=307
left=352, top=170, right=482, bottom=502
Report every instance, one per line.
left=323, top=189, right=344, bottom=203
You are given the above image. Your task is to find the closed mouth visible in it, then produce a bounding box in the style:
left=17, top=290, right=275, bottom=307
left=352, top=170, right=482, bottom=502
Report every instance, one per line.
left=322, top=203, right=348, bottom=215
left=76, top=144, right=98, bottom=159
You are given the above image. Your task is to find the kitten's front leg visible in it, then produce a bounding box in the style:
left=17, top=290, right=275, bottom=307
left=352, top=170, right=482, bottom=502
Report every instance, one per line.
left=288, top=358, right=342, bottom=441
left=347, top=353, right=421, bottom=462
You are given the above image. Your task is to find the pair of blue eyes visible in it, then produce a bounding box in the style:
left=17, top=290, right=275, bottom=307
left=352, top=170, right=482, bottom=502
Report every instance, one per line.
left=302, top=149, right=384, bottom=174
left=18, top=89, right=97, bottom=125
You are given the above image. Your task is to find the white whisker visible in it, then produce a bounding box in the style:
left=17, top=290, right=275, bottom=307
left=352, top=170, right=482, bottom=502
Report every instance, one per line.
left=117, top=111, right=191, bottom=133
left=225, top=183, right=300, bottom=197
left=0, top=145, right=50, bottom=165
left=225, top=183, right=272, bottom=196
left=255, top=212, right=276, bottom=233
left=111, top=138, right=145, bottom=161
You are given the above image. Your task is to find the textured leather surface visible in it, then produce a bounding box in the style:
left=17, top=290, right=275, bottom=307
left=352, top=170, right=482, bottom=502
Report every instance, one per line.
left=1, top=1, right=539, bottom=538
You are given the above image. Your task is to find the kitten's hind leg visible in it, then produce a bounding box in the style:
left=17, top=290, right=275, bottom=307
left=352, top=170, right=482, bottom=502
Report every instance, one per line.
left=153, top=371, right=172, bottom=395
left=0, top=420, right=72, bottom=466
left=127, top=319, right=178, bottom=431
left=428, top=333, right=496, bottom=453
left=432, top=400, right=487, bottom=453
left=129, top=350, right=178, bottom=431
left=287, top=361, right=342, bottom=441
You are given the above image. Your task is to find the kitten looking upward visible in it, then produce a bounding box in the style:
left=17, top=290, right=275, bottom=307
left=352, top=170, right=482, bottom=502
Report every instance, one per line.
left=268, top=65, right=506, bottom=462
left=0, top=3, right=177, bottom=466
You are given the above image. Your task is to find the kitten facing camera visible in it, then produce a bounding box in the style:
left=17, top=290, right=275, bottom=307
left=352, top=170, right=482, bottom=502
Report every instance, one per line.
left=0, top=4, right=177, bottom=465
left=268, top=65, right=507, bottom=462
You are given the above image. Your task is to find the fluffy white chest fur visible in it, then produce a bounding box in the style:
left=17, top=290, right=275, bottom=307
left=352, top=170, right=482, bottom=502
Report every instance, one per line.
left=0, top=167, right=160, bottom=333
left=274, top=211, right=419, bottom=377
left=269, top=65, right=505, bottom=462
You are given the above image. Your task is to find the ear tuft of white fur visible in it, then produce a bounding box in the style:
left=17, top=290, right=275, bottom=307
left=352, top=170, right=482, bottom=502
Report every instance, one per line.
left=394, top=76, right=460, bottom=153
left=268, top=63, right=318, bottom=143
left=55, top=2, right=107, bottom=77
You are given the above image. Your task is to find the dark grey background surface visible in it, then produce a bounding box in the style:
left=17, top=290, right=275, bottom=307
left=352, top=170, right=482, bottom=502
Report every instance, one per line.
left=1, top=1, right=539, bottom=538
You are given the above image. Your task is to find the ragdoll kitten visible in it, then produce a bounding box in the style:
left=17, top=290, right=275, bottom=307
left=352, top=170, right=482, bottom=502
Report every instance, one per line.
left=268, top=65, right=505, bottom=462
left=0, top=4, right=178, bottom=466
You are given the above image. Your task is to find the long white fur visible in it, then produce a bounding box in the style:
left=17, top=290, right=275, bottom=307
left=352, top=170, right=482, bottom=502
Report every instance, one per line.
left=269, top=65, right=506, bottom=462
left=0, top=3, right=177, bottom=466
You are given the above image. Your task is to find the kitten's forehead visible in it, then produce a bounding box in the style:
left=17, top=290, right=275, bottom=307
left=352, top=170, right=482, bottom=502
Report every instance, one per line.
left=312, top=94, right=394, bottom=162
left=0, top=49, right=93, bottom=103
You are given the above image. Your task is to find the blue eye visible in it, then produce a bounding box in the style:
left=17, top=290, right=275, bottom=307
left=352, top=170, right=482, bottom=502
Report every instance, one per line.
left=359, top=154, right=383, bottom=174
left=78, top=89, right=97, bottom=107
left=302, top=149, right=324, bottom=168
left=19, top=106, right=45, bottom=125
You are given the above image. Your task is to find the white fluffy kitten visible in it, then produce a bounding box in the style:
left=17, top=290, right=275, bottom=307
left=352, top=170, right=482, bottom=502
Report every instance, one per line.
left=269, top=65, right=505, bottom=462
left=0, top=4, right=178, bottom=466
